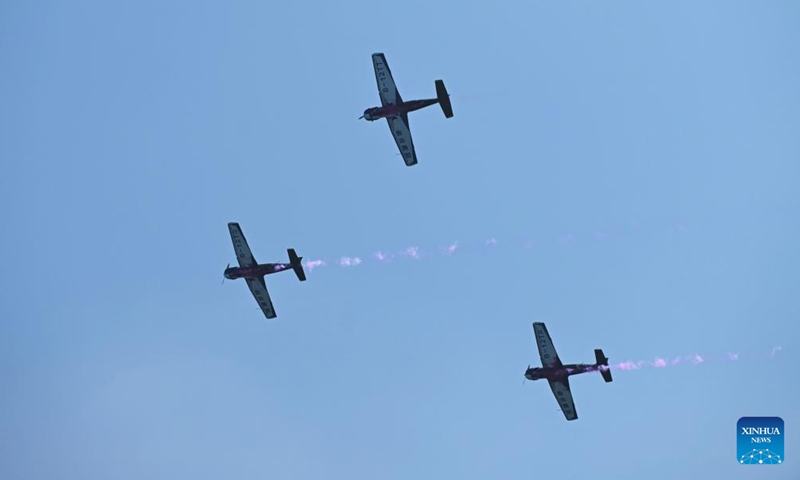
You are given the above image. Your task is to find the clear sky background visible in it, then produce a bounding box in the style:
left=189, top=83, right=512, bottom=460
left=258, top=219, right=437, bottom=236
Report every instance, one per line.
left=1, top=1, right=798, bottom=479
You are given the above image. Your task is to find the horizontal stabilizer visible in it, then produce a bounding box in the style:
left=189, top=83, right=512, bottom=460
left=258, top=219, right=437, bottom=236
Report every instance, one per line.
left=595, top=348, right=613, bottom=383
left=435, top=79, right=453, bottom=118
left=287, top=248, right=306, bottom=282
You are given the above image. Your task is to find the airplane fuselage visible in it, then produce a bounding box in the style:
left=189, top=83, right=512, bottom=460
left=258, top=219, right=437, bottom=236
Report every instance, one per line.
left=224, top=263, right=291, bottom=280
left=524, top=363, right=602, bottom=381
left=362, top=98, right=439, bottom=121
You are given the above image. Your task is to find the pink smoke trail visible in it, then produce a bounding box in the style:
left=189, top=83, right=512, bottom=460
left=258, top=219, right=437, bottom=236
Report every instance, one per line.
left=303, top=259, right=326, bottom=271
left=446, top=242, right=458, bottom=255
left=296, top=219, right=693, bottom=274
left=610, top=348, right=781, bottom=373
left=373, top=251, right=393, bottom=262
left=616, top=361, right=644, bottom=371
left=339, top=257, right=362, bottom=267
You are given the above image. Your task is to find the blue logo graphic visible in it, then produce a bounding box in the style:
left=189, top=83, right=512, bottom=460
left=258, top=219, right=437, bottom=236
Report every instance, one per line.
left=737, top=417, right=784, bottom=464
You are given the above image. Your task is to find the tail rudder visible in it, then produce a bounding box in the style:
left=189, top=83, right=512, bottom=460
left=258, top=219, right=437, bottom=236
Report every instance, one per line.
left=287, top=248, right=306, bottom=282
left=435, top=79, right=454, bottom=118
left=595, top=349, right=613, bottom=383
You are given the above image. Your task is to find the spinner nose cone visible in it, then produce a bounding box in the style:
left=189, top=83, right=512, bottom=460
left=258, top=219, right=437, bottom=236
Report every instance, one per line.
left=524, top=366, right=534, bottom=380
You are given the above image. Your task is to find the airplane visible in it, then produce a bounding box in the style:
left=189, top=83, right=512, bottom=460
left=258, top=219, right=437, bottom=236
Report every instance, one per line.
left=223, top=222, right=306, bottom=319
left=360, top=53, right=454, bottom=167
left=524, top=322, right=613, bottom=421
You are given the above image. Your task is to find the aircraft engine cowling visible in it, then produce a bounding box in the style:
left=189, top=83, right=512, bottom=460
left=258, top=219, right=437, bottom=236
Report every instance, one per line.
left=362, top=109, right=376, bottom=121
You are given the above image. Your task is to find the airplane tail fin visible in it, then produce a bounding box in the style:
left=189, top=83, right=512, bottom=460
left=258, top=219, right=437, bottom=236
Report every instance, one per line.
left=595, top=349, right=613, bottom=383
left=435, top=80, right=454, bottom=118
left=287, top=248, right=306, bottom=282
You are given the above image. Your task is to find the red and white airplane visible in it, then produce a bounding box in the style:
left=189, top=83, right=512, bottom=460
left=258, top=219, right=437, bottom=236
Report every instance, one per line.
left=360, top=53, right=454, bottom=166
left=223, top=222, right=306, bottom=319
left=524, top=322, right=613, bottom=421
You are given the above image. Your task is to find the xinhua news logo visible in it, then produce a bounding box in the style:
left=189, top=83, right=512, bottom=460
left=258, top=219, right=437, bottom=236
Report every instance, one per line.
left=737, top=417, right=784, bottom=465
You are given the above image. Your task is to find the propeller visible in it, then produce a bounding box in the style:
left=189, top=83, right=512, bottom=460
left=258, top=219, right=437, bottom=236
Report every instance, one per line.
left=522, top=364, right=530, bottom=385
left=358, top=115, right=364, bottom=119
left=222, top=263, right=230, bottom=285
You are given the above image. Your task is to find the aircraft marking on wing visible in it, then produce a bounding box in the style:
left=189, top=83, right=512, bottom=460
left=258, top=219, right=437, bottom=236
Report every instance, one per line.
left=228, top=222, right=257, bottom=267
left=533, top=322, right=560, bottom=368
left=386, top=114, right=417, bottom=166
left=372, top=53, right=402, bottom=106
left=246, top=276, right=276, bottom=319
left=548, top=377, right=578, bottom=421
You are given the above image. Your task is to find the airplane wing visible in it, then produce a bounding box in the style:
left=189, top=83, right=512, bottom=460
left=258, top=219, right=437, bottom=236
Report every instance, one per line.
left=228, top=222, right=257, bottom=267
left=532, top=322, right=561, bottom=368
left=386, top=114, right=417, bottom=166
left=548, top=377, right=578, bottom=421
left=246, top=276, right=277, bottom=319
left=372, top=53, right=403, bottom=106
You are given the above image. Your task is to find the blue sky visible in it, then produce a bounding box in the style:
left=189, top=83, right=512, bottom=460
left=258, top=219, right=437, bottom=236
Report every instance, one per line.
left=1, top=1, right=798, bottom=478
